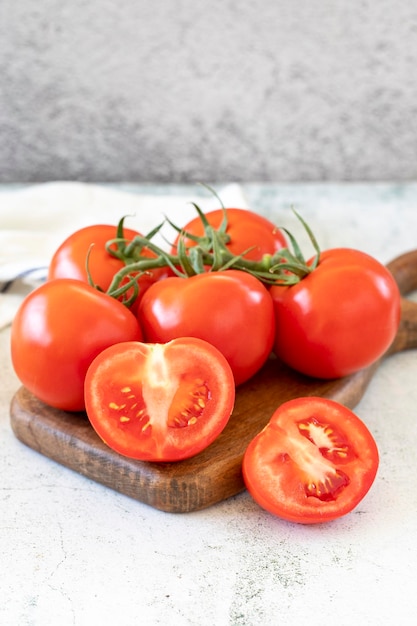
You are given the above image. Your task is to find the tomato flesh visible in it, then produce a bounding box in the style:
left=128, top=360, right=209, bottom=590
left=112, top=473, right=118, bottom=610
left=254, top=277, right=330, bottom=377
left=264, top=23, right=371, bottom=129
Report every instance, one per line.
left=84, top=337, right=235, bottom=462
left=242, top=397, right=379, bottom=524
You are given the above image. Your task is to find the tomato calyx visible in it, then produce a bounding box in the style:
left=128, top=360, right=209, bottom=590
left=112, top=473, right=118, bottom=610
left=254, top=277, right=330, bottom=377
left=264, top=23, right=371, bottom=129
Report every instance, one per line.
left=81, top=189, right=322, bottom=309
left=84, top=217, right=166, bottom=307
left=101, top=207, right=321, bottom=304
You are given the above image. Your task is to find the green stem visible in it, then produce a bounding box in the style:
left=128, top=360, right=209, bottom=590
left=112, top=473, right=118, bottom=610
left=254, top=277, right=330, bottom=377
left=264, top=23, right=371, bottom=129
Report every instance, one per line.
left=96, top=201, right=320, bottom=305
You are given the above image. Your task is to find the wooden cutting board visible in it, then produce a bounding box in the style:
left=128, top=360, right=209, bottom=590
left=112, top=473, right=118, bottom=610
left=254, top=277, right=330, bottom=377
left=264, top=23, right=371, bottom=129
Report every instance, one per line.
left=9, top=249, right=417, bottom=513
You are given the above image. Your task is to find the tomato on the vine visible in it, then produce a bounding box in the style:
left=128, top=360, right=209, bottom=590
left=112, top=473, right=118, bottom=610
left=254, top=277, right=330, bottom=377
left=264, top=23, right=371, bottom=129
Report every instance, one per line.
left=171, top=208, right=287, bottom=261
left=11, top=279, right=143, bottom=411
left=48, top=224, right=170, bottom=307
left=84, top=337, right=235, bottom=462
left=242, top=397, right=379, bottom=524
left=270, top=248, right=401, bottom=379
left=138, top=269, right=275, bottom=386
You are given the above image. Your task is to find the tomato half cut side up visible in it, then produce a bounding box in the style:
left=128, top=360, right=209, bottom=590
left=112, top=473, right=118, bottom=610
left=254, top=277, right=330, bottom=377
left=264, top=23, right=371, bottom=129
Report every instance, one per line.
left=242, top=397, right=379, bottom=524
left=84, top=337, right=236, bottom=462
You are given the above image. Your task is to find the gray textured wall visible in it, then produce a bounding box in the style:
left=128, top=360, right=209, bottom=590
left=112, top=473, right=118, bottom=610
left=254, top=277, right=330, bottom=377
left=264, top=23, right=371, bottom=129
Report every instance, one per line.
left=1, top=0, right=417, bottom=183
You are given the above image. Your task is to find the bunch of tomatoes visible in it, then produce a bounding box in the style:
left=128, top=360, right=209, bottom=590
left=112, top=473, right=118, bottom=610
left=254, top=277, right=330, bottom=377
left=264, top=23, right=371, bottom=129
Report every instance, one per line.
left=10, top=199, right=401, bottom=524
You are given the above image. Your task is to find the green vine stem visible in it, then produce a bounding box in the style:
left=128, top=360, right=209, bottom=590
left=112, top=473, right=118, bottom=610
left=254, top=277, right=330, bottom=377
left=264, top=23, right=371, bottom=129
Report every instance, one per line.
left=87, top=205, right=321, bottom=306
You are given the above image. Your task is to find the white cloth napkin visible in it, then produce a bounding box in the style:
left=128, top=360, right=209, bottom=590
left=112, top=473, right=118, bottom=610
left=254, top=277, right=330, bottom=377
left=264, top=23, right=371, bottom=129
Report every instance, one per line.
left=0, top=182, right=248, bottom=329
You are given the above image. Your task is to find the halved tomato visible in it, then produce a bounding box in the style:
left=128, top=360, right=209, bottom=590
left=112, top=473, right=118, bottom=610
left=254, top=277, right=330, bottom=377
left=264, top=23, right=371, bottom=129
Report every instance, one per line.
left=84, top=337, right=235, bottom=462
left=242, top=397, right=379, bottom=524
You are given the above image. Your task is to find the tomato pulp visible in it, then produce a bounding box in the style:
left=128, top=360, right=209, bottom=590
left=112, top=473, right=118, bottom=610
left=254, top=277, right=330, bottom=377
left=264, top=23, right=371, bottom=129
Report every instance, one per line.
left=84, top=337, right=235, bottom=462
left=242, top=397, right=379, bottom=524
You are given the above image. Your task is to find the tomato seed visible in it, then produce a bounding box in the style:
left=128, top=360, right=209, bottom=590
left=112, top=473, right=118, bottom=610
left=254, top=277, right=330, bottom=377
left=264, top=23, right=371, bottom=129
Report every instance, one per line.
left=167, top=375, right=211, bottom=429
left=108, top=401, right=127, bottom=410
left=305, top=470, right=350, bottom=502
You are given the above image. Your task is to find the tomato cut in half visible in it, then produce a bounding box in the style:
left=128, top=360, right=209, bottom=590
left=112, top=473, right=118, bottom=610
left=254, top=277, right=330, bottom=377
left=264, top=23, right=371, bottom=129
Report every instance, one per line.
left=84, top=337, right=236, bottom=462
left=242, top=397, right=379, bottom=524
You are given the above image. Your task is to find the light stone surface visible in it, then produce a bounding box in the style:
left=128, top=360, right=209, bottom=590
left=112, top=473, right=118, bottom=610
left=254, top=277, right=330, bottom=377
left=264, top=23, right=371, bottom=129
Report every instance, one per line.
left=1, top=1, right=417, bottom=183
left=1, top=183, right=417, bottom=625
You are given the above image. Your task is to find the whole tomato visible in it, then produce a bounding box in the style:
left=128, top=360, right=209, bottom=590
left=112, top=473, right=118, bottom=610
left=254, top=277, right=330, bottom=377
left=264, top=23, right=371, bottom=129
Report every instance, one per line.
left=270, top=248, right=401, bottom=379
left=48, top=224, right=171, bottom=308
left=11, top=279, right=143, bottom=411
left=171, top=208, right=287, bottom=261
left=138, top=270, right=276, bottom=386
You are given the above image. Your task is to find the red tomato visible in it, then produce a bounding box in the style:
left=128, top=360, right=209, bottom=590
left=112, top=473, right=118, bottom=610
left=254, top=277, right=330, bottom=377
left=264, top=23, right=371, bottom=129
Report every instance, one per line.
left=11, top=279, right=143, bottom=411
left=84, top=337, right=235, bottom=462
left=138, top=270, right=276, bottom=386
left=242, top=397, right=379, bottom=524
left=270, top=248, right=401, bottom=378
left=48, top=224, right=170, bottom=307
left=171, top=208, right=287, bottom=261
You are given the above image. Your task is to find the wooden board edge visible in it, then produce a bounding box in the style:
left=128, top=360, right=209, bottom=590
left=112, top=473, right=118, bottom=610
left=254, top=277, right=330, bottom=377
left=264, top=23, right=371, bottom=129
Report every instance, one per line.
left=9, top=387, right=245, bottom=513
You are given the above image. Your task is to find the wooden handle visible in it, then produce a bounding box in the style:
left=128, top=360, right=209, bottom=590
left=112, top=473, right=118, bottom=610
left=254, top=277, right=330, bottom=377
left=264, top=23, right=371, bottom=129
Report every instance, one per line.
left=386, top=249, right=417, bottom=355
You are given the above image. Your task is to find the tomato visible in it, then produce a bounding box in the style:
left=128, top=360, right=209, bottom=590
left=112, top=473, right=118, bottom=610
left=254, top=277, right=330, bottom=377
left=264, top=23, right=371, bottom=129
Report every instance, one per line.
left=138, top=270, right=276, bottom=386
left=270, top=248, right=401, bottom=379
left=48, top=224, right=170, bottom=307
left=171, top=208, right=287, bottom=261
left=84, top=337, right=235, bottom=462
left=11, top=279, right=143, bottom=411
left=242, top=397, right=379, bottom=524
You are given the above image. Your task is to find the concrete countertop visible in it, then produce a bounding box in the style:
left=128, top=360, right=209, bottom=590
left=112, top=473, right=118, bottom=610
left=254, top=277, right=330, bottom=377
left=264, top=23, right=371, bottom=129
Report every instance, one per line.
left=1, top=183, right=417, bottom=626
